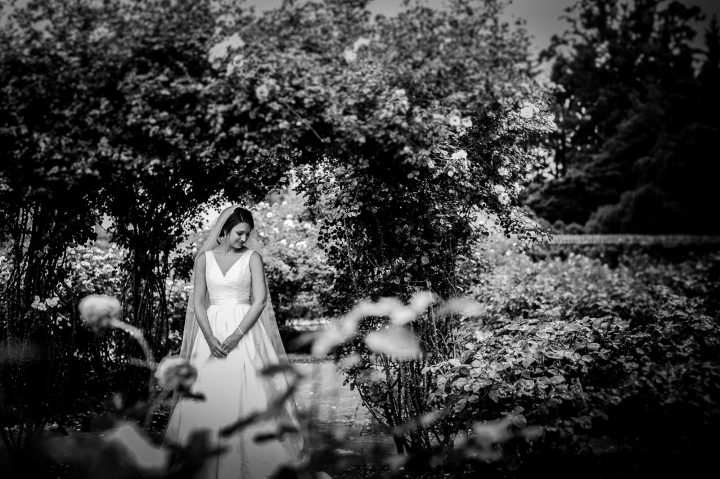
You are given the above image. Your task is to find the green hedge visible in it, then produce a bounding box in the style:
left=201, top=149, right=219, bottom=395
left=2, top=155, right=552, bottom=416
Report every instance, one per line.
left=428, top=245, right=720, bottom=477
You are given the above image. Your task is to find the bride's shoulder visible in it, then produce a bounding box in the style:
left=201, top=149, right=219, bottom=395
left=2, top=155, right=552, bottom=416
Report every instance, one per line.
left=194, top=250, right=209, bottom=266
left=247, top=249, right=264, bottom=263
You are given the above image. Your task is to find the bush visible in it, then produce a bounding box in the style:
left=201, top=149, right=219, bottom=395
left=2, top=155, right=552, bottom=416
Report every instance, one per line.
left=0, top=244, right=193, bottom=437
left=251, top=193, right=336, bottom=325
left=427, top=246, right=720, bottom=477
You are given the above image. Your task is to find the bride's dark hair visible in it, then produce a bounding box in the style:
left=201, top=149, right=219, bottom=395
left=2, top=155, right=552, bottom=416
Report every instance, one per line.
left=221, top=207, right=254, bottom=236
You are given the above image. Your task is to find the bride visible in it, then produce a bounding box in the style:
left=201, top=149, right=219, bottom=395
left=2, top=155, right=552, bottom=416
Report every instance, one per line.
left=163, top=205, right=305, bottom=479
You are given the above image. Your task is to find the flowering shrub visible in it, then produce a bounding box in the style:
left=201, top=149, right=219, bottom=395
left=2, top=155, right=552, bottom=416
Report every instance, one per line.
left=249, top=192, right=336, bottom=325
left=427, top=245, right=720, bottom=475
left=0, top=244, right=193, bottom=447
left=206, top=1, right=554, bottom=453
left=0, top=291, right=540, bottom=479
left=65, top=244, right=191, bottom=352
left=66, top=246, right=125, bottom=295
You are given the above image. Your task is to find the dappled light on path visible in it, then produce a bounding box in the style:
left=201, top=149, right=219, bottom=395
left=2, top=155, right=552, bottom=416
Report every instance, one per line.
left=289, top=354, right=396, bottom=465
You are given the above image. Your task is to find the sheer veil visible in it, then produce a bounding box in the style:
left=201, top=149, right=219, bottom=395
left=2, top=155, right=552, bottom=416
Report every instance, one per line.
left=168, top=204, right=304, bottom=457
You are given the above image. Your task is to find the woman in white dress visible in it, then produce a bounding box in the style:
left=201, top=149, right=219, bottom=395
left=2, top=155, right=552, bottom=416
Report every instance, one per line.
left=163, top=205, right=305, bottom=479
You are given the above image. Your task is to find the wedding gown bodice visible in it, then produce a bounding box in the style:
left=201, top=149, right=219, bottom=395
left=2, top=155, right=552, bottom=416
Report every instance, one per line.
left=205, top=249, right=253, bottom=305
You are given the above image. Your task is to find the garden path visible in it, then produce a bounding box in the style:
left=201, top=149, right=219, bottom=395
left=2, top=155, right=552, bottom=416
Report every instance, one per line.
left=288, top=354, right=397, bottom=465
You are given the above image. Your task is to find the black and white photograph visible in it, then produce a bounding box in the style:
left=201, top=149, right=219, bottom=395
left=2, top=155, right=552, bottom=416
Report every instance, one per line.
left=1, top=0, right=719, bottom=478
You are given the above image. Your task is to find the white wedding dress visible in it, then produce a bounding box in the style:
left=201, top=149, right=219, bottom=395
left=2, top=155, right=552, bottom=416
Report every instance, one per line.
left=164, top=248, right=302, bottom=479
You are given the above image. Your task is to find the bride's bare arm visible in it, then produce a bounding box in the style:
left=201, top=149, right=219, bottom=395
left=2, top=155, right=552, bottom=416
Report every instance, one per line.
left=194, top=254, right=227, bottom=357
left=233, top=251, right=267, bottom=337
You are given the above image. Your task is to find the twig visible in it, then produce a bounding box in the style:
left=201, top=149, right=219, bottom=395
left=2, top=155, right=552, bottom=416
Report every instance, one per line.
left=110, top=318, right=157, bottom=395
left=110, top=318, right=156, bottom=364
left=143, top=389, right=170, bottom=430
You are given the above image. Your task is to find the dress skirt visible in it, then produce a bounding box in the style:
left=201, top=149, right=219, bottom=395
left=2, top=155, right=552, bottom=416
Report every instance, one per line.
left=164, top=302, right=299, bottom=479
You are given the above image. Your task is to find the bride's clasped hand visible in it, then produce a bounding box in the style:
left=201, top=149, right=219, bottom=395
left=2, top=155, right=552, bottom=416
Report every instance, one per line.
left=206, top=327, right=246, bottom=358
left=207, top=334, right=230, bottom=358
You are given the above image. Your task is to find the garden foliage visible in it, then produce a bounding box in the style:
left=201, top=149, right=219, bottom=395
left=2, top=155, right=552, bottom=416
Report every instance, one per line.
left=0, top=0, right=286, bottom=449
left=1, top=0, right=553, bottom=458
left=424, top=245, right=720, bottom=476
left=208, top=0, right=553, bottom=451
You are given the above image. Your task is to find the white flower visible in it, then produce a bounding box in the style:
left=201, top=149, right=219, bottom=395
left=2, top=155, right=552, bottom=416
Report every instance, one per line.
left=448, top=115, right=461, bottom=127
left=88, top=24, right=114, bottom=43
left=343, top=49, right=357, bottom=63
left=283, top=219, right=295, bottom=229
left=492, top=184, right=506, bottom=195
left=296, top=240, right=308, bottom=249
left=208, top=33, right=245, bottom=65
left=255, top=84, right=270, bottom=103
left=208, top=44, right=228, bottom=64
left=461, top=117, right=473, bottom=128
left=78, top=295, right=121, bottom=330
left=473, top=330, right=494, bottom=342
left=498, top=192, right=510, bottom=205
left=31, top=295, right=48, bottom=311
left=215, top=13, right=236, bottom=28
left=154, top=356, right=198, bottom=391
left=519, top=103, right=539, bottom=119
left=104, top=423, right=170, bottom=471
left=225, top=33, right=244, bottom=50
left=519, top=106, right=534, bottom=119
left=353, top=37, right=371, bottom=51
left=266, top=212, right=274, bottom=218
left=279, top=239, right=287, bottom=246
left=450, top=150, right=468, bottom=160
left=365, top=327, right=422, bottom=361
left=45, top=296, right=60, bottom=308
left=498, top=166, right=509, bottom=177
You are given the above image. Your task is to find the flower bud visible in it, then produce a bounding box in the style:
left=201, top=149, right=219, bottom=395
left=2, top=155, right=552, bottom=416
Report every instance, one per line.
left=78, top=294, right=121, bottom=330
left=154, top=356, right=198, bottom=392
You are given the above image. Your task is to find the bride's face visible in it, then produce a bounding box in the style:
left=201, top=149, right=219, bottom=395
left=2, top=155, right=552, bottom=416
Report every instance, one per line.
left=226, top=222, right=252, bottom=249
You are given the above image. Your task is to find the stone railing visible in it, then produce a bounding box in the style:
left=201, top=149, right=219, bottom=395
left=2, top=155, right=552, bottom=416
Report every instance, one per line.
left=548, top=235, right=720, bottom=245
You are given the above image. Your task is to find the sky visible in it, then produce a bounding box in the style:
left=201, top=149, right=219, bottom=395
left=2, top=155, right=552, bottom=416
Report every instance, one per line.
left=247, top=0, right=720, bottom=61
left=4, top=0, right=718, bottom=56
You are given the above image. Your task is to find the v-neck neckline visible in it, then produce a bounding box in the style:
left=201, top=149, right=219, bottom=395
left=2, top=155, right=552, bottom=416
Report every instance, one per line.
left=210, top=249, right=250, bottom=278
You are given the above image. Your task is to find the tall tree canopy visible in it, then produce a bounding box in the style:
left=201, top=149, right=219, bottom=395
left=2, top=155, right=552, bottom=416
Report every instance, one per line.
left=525, top=0, right=720, bottom=233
